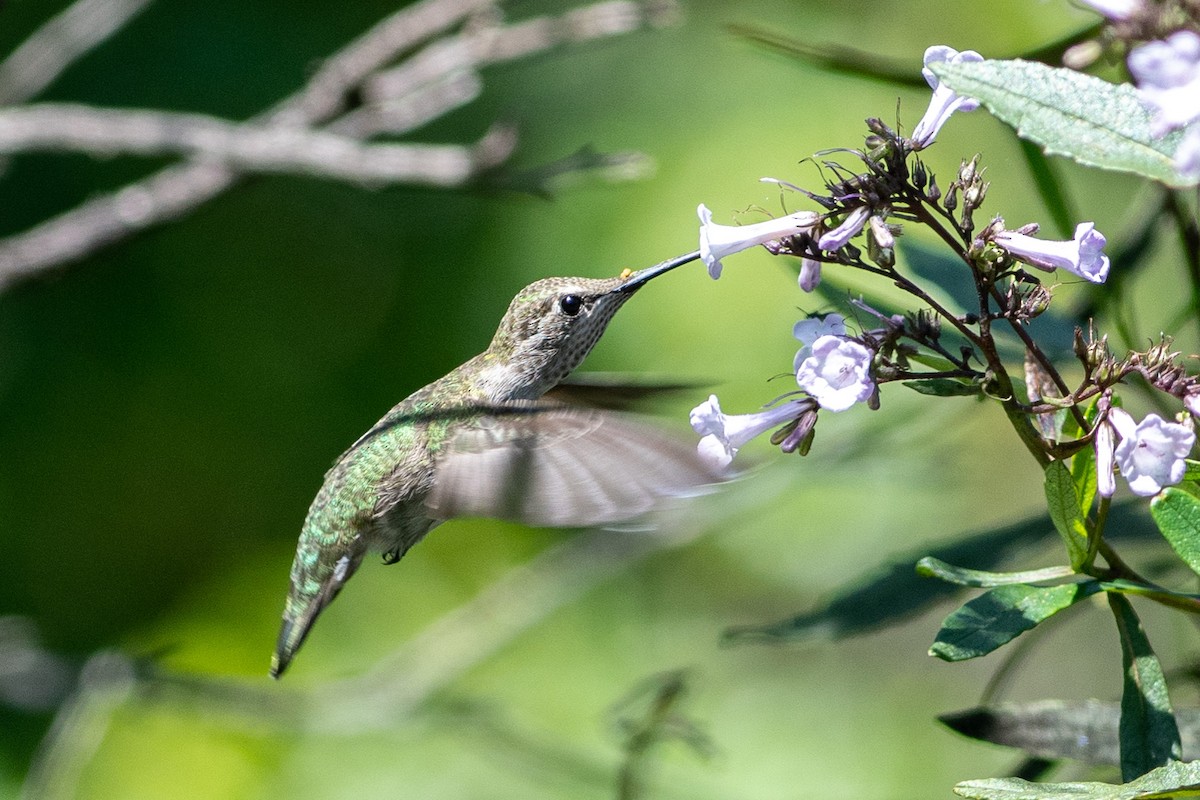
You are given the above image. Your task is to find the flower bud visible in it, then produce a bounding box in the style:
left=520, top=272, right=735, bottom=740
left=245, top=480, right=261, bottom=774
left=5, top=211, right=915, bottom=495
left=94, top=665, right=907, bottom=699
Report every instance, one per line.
left=959, top=156, right=979, bottom=186
left=912, top=160, right=928, bottom=190
left=943, top=183, right=958, bottom=212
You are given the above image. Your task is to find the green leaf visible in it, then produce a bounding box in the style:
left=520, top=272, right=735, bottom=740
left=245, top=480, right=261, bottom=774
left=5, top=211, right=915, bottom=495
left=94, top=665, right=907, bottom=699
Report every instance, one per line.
left=1153, top=489, right=1200, bottom=578
left=931, top=59, right=1197, bottom=188
left=1045, top=460, right=1090, bottom=569
left=904, top=378, right=980, bottom=397
left=1108, top=593, right=1181, bottom=781
left=955, top=759, right=1200, bottom=799
left=906, top=351, right=959, bottom=373
left=941, top=701, right=1200, bottom=766
left=917, top=557, right=1075, bottom=588
left=1184, top=460, right=1200, bottom=483
left=1073, top=435, right=1098, bottom=517
left=1070, top=399, right=1101, bottom=517
left=930, top=581, right=1100, bottom=662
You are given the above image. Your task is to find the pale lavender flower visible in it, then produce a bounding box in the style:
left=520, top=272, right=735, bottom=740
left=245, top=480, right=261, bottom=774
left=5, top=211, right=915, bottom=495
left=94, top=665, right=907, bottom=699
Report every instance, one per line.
left=1185, top=392, right=1200, bottom=421
left=1174, top=125, right=1200, bottom=183
left=818, top=206, right=870, bottom=251
left=793, top=313, right=846, bottom=365
left=1108, top=407, right=1195, bottom=496
left=911, top=46, right=984, bottom=148
left=1077, top=0, right=1140, bottom=19
left=994, top=222, right=1111, bottom=284
left=1095, top=417, right=1117, bottom=498
left=697, top=203, right=820, bottom=279
left=798, top=257, right=822, bottom=292
left=690, top=394, right=817, bottom=469
left=1128, top=31, right=1200, bottom=137
left=795, top=335, right=875, bottom=412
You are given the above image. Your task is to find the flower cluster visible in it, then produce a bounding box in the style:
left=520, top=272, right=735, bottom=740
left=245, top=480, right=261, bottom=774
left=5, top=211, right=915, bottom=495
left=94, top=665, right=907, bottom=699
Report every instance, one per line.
left=687, top=311, right=875, bottom=470
left=683, top=43, right=1124, bottom=466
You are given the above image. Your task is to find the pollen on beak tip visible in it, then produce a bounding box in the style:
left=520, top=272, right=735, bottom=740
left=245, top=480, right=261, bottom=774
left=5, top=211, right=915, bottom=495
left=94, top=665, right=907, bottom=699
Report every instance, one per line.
left=619, top=268, right=633, bottom=279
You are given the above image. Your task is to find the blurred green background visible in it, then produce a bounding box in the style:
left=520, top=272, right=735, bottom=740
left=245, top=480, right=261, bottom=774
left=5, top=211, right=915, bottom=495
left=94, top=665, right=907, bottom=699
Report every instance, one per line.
left=1, top=0, right=1191, bottom=797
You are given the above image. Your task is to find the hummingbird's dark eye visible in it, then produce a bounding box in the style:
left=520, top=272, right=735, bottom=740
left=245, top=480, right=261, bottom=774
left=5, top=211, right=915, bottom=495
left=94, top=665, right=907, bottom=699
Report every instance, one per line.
left=559, top=294, right=582, bottom=316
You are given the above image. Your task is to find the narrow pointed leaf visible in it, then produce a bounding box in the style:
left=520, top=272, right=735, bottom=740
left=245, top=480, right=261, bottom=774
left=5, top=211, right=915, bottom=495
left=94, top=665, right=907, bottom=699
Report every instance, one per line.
left=930, top=581, right=1101, bottom=662
left=931, top=58, right=1196, bottom=188
left=1108, top=593, right=1181, bottom=781
left=1151, top=489, right=1200, bottom=578
left=955, top=759, right=1200, bottom=799
left=917, top=557, right=1075, bottom=588
left=906, top=352, right=960, bottom=373
left=727, top=502, right=1157, bottom=644
left=1045, top=460, right=1089, bottom=569
left=1070, top=398, right=1101, bottom=516
left=940, top=701, right=1200, bottom=766
left=904, top=378, right=981, bottom=397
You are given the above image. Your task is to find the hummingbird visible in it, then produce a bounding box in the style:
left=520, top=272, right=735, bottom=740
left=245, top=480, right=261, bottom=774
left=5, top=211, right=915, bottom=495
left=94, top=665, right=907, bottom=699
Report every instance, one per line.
left=271, top=251, right=721, bottom=677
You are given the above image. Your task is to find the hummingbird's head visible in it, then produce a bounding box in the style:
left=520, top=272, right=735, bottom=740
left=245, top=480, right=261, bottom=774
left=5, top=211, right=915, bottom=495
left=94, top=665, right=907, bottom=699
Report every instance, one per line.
left=486, top=275, right=636, bottom=396
left=482, top=252, right=700, bottom=399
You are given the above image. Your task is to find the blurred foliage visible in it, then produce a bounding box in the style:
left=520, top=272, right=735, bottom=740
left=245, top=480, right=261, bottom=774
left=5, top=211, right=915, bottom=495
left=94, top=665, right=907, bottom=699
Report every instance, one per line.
left=1, top=0, right=1194, bottom=797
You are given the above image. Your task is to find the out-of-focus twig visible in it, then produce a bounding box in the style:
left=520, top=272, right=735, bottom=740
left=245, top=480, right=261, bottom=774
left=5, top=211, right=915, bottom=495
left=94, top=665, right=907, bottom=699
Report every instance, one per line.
left=18, top=652, right=136, bottom=800
left=0, top=0, right=155, bottom=106
left=0, top=104, right=515, bottom=186
left=0, top=0, right=678, bottom=291
left=0, top=0, right=497, bottom=287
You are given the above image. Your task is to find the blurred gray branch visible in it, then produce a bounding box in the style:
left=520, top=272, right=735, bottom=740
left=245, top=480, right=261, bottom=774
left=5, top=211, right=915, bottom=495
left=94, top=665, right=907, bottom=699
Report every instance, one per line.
left=0, top=0, right=678, bottom=290
left=0, top=104, right=516, bottom=185
left=0, top=0, right=154, bottom=106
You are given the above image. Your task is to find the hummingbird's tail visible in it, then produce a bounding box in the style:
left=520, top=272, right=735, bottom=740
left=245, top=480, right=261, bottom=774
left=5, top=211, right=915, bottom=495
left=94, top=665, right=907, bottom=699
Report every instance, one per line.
left=270, top=533, right=367, bottom=679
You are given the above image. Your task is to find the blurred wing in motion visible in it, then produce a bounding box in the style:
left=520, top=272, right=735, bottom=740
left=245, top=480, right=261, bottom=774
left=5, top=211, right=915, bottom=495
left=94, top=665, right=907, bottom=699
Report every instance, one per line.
left=545, top=373, right=708, bottom=411
left=426, top=404, right=724, bottom=528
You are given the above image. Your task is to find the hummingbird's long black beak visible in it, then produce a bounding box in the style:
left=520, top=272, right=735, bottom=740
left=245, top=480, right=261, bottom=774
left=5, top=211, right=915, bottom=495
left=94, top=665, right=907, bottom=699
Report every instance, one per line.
left=611, top=250, right=702, bottom=294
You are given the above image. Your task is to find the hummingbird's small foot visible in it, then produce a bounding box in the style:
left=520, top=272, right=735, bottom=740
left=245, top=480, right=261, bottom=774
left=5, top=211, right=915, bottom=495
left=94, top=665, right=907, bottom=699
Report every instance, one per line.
left=381, top=548, right=401, bottom=565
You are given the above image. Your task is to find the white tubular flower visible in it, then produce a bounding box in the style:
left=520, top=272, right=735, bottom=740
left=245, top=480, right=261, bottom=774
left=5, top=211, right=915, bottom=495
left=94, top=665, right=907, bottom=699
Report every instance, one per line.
left=689, top=394, right=816, bottom=470
left=793, top=313, right=847, bottom=365
left=910, top=45, right=984, bottom=148
left=1109, top=407, right=1195, bottom=496
left=1077, top=0, right=1140, bottom=19
left=1128, top=31, right=1200, bottom=137
left=798, top=257, right=822, bottom=292
left=1095, top=417, right=1117, bottom=498
left=795, top=335, right=875, bottom=412
left=817, top=206, right=871, bottom=251
left=994, top=222, right=1111, bottom=284
left=697, top=203, right=819, bottom=279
